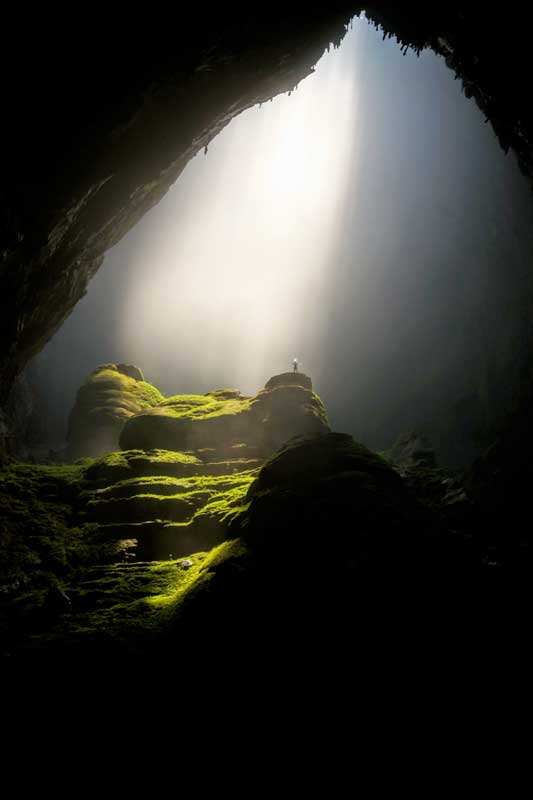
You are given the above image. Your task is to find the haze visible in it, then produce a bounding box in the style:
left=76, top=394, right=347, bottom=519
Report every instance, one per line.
left=29, top=15, right=533, bottom=465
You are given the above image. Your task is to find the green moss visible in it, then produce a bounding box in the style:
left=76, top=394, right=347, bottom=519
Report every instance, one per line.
left=85, top=449, right=202, bottom=483
left=94, top=470, right=256, bottom=499
left=86, top=470, right=257, bottom=533
left=132, top=380, right=165, bottom=408
left=207, top=388, right=249, bottom=400
left=311, top=391, right=329, bottom=426
left=21, top=539, right=247, bottom=654
left=145, top=539, right=244, bottom=611
left=81, top=369, right=164, bottom=409
left=68, top=366, right=166, bottom=459
left=156, top=392, right=251, bottom=420
left=0, top=459, right=126, bottom=649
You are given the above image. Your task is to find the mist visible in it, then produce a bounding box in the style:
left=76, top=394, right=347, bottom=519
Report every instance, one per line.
left=29, top=15, right=533, bottom=465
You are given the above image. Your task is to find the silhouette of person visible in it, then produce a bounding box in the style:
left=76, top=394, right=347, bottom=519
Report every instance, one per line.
left=293, top=358, right=298, bottom=372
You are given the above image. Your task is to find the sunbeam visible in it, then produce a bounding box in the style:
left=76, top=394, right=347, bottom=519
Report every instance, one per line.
left=115, top=24, right=361, bottom=393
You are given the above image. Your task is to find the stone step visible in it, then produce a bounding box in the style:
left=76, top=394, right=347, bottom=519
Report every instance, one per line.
left=85, top=449, right=262, bottom=486
left=99, top=516, right=224, bottom=560
left=86, top=492, right=205, bottom=524
left=88, top=471, right=257, bottom=502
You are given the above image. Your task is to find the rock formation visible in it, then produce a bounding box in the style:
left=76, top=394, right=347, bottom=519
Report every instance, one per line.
left=66, top=364, right=164, bottom=460
left=51, top=368, right=328, bottom=562
left=119, top=372, right=329, bottom=457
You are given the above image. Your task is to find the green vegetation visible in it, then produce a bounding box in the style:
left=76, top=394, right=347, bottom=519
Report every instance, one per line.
left=94, top=471, right=254, bottom=497
left=156, top=391, right=251, bottom=420
left=85, top=448, right=202, bottom=483
left=82, top=368, right=163, bottom=404
left=88, top=469, right=256, bottom=557
left=10, top=539, right=247, bottom=656
left=0, top=460, right=93, bottom=585
left=0, top=448, right=256, bottom=657
left=1, top=371, right=335, bottom=657
left=68, top=365, right=166, bottom=459
left=311, top=391, right=329, bottom=426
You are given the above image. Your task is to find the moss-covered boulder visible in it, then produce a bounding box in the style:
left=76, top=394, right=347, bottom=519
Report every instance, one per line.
left=264, top=371, right=313, bottom=391
left=119, top=373, right=329, bottom=457
left=230, top=432, right=474, bottom=575
left=67, top=364, right=164, bottom=460
left=248, top=378, right=328, bottom=452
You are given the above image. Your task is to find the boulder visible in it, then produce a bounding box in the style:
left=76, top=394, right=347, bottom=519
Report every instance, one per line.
left=264, top=372, right=313, bottom=391
left=231, top=432, right=473, bottom=575
left=66, top=364, right=163, bottom=460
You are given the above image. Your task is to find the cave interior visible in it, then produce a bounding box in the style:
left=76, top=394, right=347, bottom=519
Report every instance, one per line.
left=1, top=4, right=532, bottom=661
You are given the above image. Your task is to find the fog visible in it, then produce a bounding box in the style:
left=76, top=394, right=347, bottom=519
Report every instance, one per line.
left=29, top=15, right=533, bottom=465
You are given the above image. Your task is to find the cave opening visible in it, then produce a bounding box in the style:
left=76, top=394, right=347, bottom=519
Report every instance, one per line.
left=3, top=9, right=533, bottom=661
left=26, top=14, right=533, bottom=469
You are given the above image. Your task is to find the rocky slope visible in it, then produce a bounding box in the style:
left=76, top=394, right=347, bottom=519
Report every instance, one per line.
left=0, top=426, right=491, bottom=662
left=67, top=370, right=328, bottom=558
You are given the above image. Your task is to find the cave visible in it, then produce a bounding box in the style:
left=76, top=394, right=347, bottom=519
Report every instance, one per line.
left=1, top=5, right=532, bottom=663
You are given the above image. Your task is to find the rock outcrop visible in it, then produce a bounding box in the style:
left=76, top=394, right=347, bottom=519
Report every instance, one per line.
left=66, top=364, right=164, bottom=460
left=230, top=432, right=473, bottom=573
left=119, top=372, right=329, bottom=457
left=59, top=370, right=329, bottom=561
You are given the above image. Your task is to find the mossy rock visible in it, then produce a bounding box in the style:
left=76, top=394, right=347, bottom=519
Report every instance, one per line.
left=85, top=468, right=256, bottom=559
left=264, top=372, right=312, bottom=391
left=67, top=364, right=164, bottom=460
left=119, top=372, right=330, bottom=456
left=5, top=540, right=247, bottom=660
left=0, top=446, right=257, bottom=657
left=231, top=432, right=474, bottom=575
left=85, top=448, right=203, bottom=484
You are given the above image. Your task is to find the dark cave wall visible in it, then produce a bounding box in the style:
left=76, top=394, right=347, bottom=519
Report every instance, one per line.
left=2, top=1, right=533, bottom=445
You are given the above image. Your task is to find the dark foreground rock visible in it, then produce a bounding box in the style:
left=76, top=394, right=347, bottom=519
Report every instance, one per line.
left=230, top=432, right=474, bottom=574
